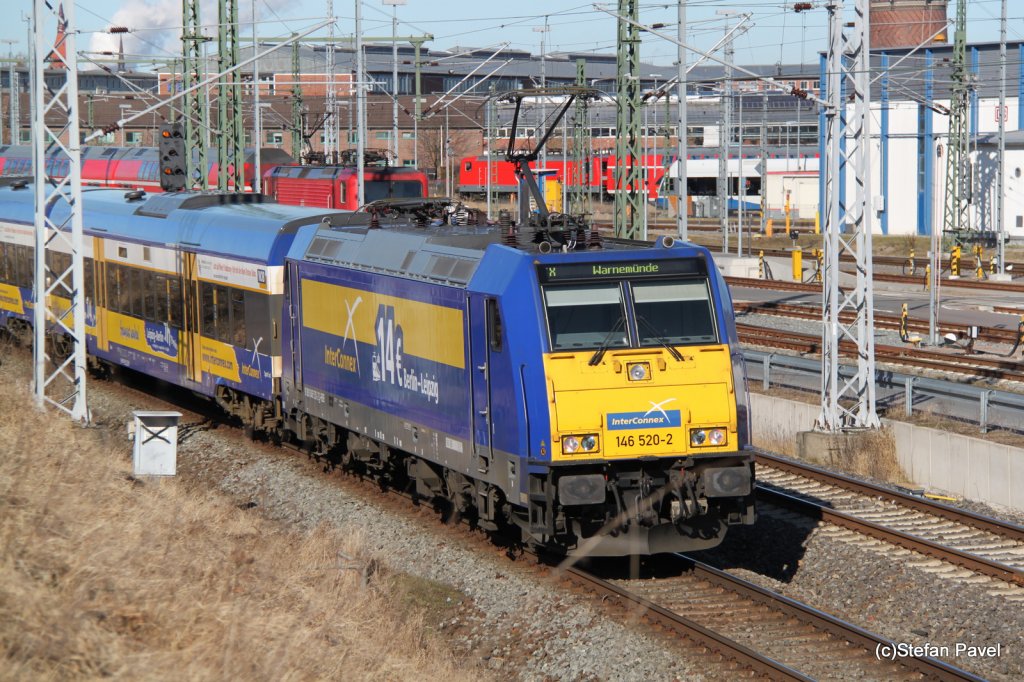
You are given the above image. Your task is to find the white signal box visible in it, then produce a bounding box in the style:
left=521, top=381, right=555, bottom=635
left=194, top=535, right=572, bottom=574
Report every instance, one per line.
left=130, top=411, right=183, bottom=477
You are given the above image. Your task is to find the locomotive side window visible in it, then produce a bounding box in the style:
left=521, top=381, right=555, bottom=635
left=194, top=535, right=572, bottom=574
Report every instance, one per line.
left=487, top=297, right=502, bottom=352
left=543, top=284, right=626, bottom=351
left=632, top=279, right=717, bottom=346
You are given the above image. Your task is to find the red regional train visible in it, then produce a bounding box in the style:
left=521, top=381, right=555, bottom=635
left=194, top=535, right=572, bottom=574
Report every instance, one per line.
left=261, top=164, right=429, bottom=209
left=0, top=144, right=294, bottom=193
left=0, top=145, right=430, bottom=210
left=458, top=153, right=668, bottom=201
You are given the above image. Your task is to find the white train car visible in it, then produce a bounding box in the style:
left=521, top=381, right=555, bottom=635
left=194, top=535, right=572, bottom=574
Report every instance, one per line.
left=659, top=157, right=820, bottom=219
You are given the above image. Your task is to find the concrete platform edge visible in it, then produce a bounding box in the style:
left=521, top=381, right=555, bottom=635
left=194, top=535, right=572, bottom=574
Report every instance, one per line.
left=750, top=393, right=1024, bottom=513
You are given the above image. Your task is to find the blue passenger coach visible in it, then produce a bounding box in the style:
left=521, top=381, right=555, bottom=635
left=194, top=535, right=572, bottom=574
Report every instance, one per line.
left=0, top=186, right=350, bottom=424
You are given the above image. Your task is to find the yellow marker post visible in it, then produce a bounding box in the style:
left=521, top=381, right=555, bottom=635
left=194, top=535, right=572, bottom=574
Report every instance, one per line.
left=950, top=245, right=961, bottom=278
left=925, top=263, right=931, bottom=290
left=785, top=192, right=792, bottom=235
left=973, top=244, right=984, bottom=279
left=814, top=211, right=820, bottom=235
left=813, top=248, right=823, bottom=283
left=792, top=247, right=803, bottom=282
left=766, top=218, right=773, bottom=237
left=758, top=250, right=765, bottom=279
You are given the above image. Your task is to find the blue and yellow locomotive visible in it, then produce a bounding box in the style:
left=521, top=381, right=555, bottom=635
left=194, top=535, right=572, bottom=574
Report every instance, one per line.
left=0, top=185, right=754, bottom=556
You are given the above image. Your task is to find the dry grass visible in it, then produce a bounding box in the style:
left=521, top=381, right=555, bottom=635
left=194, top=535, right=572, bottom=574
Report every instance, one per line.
left=0, top=376, right=482, bottom=681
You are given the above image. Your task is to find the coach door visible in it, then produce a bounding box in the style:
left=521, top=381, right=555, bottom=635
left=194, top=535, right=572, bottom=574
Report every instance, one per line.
left=469, top=294, right=496, bottom=474
left=179, top=251, right=202, bottom=383
left=287, top=261, right=303, bottom=390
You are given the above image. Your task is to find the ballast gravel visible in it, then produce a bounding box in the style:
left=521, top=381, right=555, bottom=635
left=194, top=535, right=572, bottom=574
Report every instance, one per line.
left=35, top=357, right=706, bottom=682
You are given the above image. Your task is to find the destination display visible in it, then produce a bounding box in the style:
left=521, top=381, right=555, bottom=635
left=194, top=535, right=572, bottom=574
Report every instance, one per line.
left=536, top=258, right=704, bottom=283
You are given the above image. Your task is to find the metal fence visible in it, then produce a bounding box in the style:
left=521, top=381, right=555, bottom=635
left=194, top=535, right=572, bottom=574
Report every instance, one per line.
left=744, top=349, right=1024, bottom=434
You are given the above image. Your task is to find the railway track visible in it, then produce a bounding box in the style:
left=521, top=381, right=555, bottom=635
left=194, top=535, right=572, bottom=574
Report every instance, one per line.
left=726, top=271, right=1024, bottom=294
left=734, top=299, right=1024, bottom=348
left=575, top=558, right=982, bottom=681
left=735, top=322, right=1024, bottom=383
left=755, top=453, right=1024, bottom=591
left=736, top=247, right=1024, bottom=279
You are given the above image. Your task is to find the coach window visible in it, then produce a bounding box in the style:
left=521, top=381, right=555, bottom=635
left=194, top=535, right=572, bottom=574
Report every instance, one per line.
left=201, top=283, right=218, bottom=340
left=142, top=271, right=157, bottom=319
left=243, top=291, right=271, bottom=349
left=0, top=244, right=10, bottom=283
left=83, top=258, right=94, bottom=302
left=230, top=288, right=246, bottom=345
left=16, top=245, right=33, bottom=289
left=167, top=278, right=182, bottom=328
left=153, top=274, right=168, bottom=323
left=128, top=268, right=145, bottom=316
left=106, top=264, right=120, bottom=314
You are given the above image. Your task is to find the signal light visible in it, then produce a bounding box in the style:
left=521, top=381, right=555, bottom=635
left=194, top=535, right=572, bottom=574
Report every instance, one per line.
left=158, top=123, right=186, bottom=192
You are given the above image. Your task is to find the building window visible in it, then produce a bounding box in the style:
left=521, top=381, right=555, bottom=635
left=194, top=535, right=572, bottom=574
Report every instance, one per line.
left=375, top=131, right=392, bottom=140
left=19, top=130, right=31, bottom=144
left=401, top=131, right=416, bottom=140
left=267, top=131, right=283, bottom=145
left=125, top=131, right=143, bottom=145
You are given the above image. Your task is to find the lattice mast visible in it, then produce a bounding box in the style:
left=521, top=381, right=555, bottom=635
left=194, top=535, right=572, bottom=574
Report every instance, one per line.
left=31, top=0, right=88, bottom=421
left=217, top=0, right=244, bottom=191
left=817, top=0, right=879, bottom=431
left=569, top=58, right=592, bottom=217
left=8, top=59, right=18, bottom=144
left=291, top=36, right=304, bottom=159
left=324, top=0, right=337, bottom=160
left=942, top=0, right=970, bottom=241
left=613, top=0, right=643, bottom=238
left=182, top=0, right=207, bottom=189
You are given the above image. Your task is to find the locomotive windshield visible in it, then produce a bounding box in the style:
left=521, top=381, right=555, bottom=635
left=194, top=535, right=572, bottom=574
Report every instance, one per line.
left=542, top=274, right=718, bottom=351
left=364, top=180, right=425, bottom=202
left=633, top=279, right=717, bottom=346
left=544, top=284, right=628, bottom=351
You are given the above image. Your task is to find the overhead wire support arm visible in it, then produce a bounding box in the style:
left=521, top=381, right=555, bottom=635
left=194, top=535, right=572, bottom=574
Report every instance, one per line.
left=82, top=21, right=331, bottom=145
left=592, top=4, right=831, bottom=110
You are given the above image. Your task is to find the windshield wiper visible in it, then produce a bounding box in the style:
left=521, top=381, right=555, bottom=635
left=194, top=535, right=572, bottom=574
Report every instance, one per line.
left=588, top=316, right=626, bottom=366
left=636, top=315, right=684, bottom=362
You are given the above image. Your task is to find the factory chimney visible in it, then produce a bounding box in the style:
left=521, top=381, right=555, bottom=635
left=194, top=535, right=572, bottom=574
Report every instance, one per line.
left=871, top=0, right=949, bottom=49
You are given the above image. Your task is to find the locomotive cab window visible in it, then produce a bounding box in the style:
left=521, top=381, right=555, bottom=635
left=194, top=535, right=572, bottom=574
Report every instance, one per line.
left=632, top=279, right=717, bottom=346
left=544, top=284, right=626, bottom=351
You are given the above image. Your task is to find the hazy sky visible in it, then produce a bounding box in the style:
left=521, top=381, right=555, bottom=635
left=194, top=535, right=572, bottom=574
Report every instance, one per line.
left=3, top=1, right=1021, bottom=70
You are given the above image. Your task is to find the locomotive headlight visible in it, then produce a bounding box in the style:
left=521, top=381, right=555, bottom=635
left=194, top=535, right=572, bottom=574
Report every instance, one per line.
left=581, top=435, right=598, bottom=452
left=690, top=428, right=727, bottom=447
left=562, top=436, right=581, bottom=454
left=627, top=362, right=651, bottom=382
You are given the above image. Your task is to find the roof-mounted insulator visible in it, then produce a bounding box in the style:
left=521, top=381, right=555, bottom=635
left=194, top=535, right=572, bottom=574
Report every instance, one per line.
left=124, top=190, right=146, bottom=202
left=793, top=2, right=813, bottom=12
